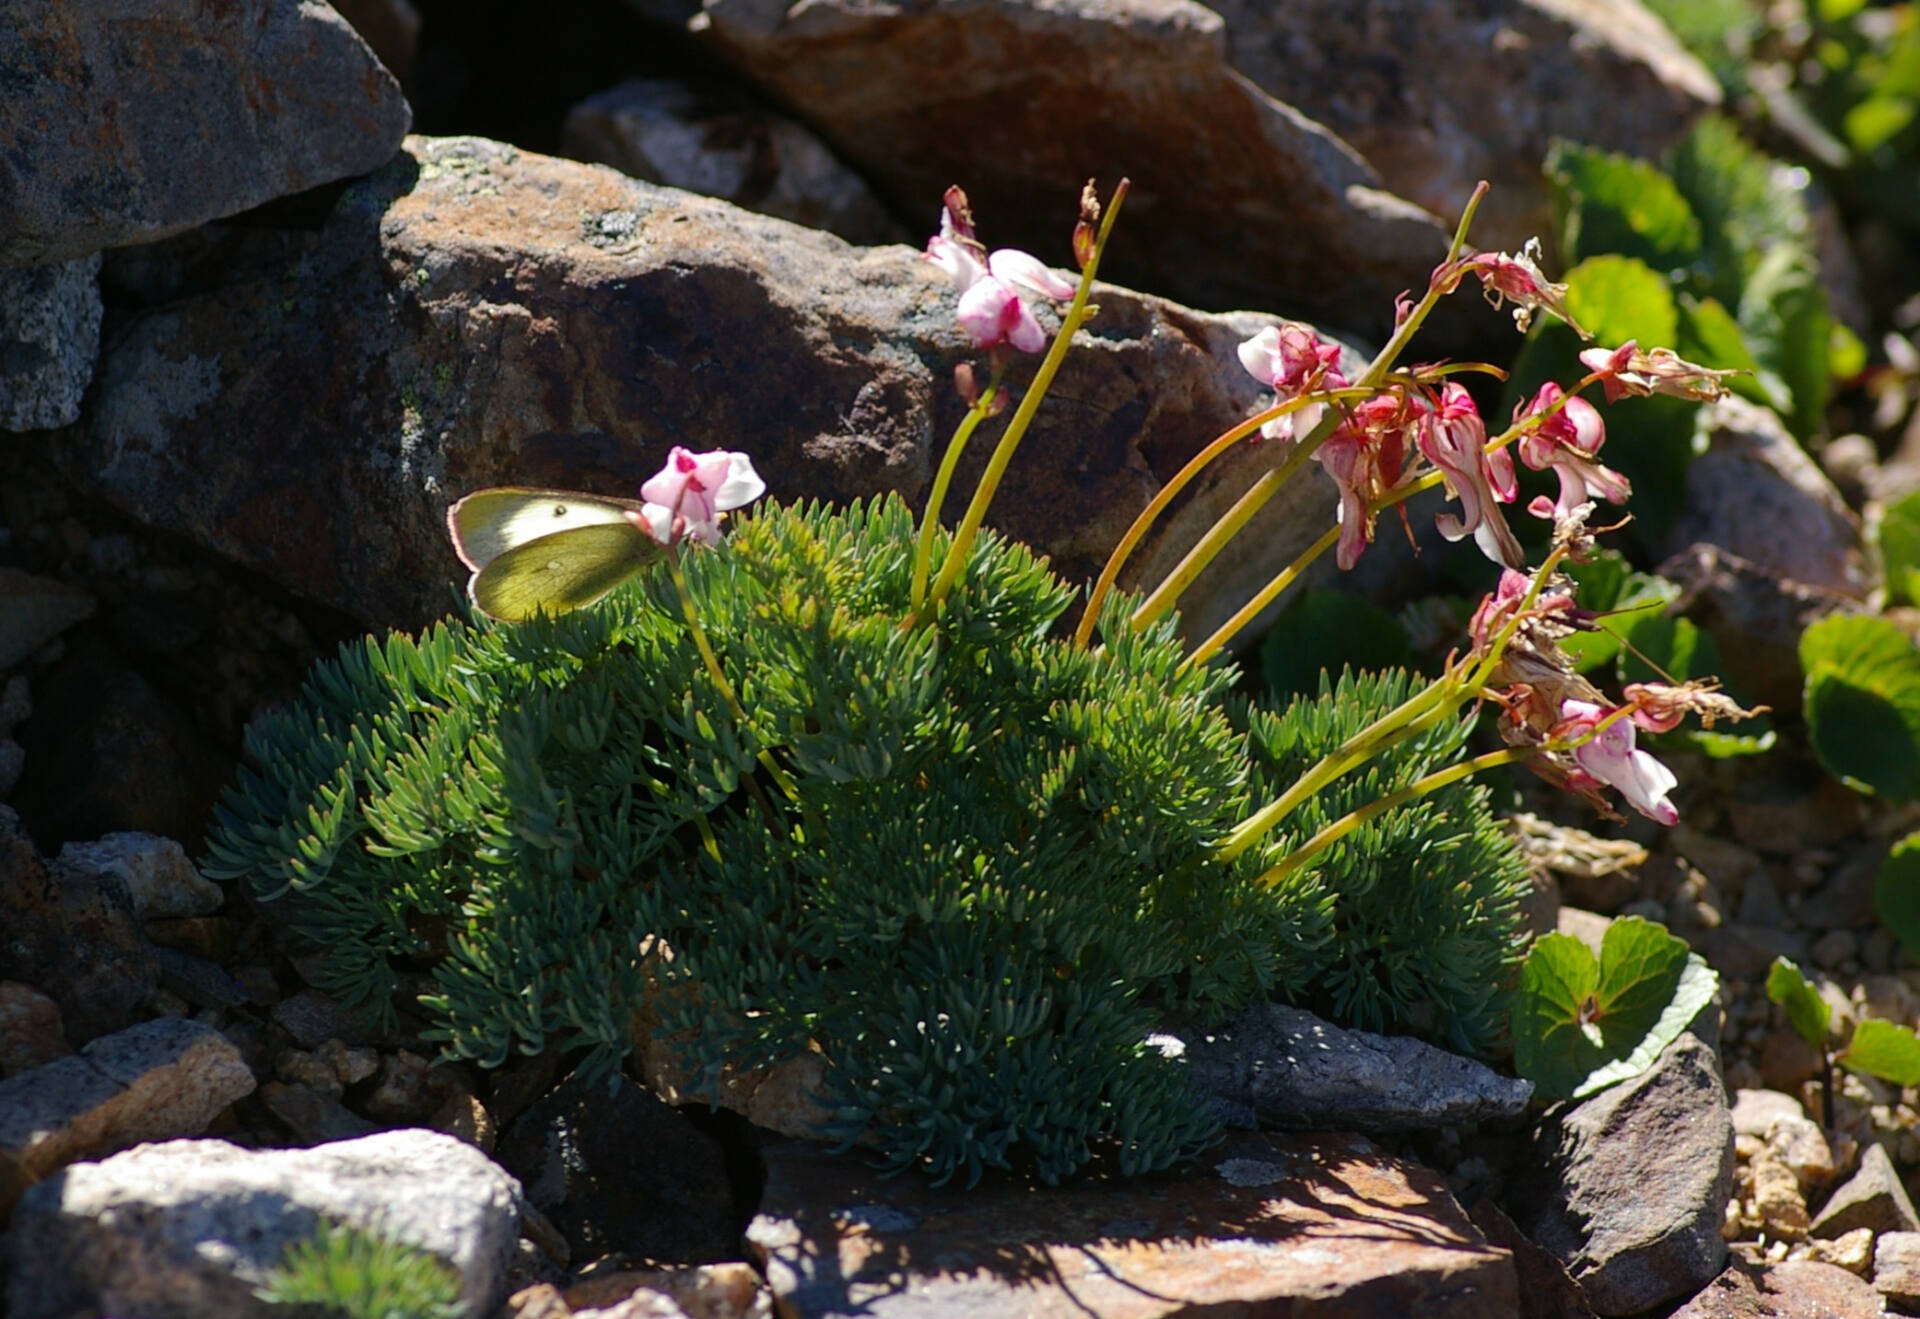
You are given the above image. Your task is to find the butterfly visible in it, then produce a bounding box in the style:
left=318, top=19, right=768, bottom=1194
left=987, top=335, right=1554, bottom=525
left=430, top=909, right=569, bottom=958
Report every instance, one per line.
left=445, top=487, right=664, bottom=622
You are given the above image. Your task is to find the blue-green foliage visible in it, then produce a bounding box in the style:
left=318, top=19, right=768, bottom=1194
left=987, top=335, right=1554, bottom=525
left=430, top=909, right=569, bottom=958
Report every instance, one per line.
left=206, top=497, right=1527, bottom=1185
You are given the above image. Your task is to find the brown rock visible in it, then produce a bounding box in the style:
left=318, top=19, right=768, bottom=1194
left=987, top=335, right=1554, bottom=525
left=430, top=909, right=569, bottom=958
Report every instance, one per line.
left=1874, top=1231, right=1920, bottom=1309
left=561, top=78, right=906, bottom=246
left=65, top=135, right=1356, bottom=647
left=0, top=568, right=95, bottom=669
left=1659, top=397, right=1869, bottom=599
left=505, top=1283, right=575, bottom=1319
left=0, top=806, right=160, bottom=1044
left=691, top=0, right=1451, bottom=339
left=0, top=0, right=411, bottom=266
left=749, top=1131, right=1519, bottom=1317
left=1813, top=1143, right=1920, bottom=1239
left=258, top=1080, right=378, bottom=1145
left=0, top=981, right=69, bottom=1077
left=327, top=0, right=422, bottom=83
left=0, top=1016, right=255, bottom=1215
left=1760, top=1026, right=1825, bottom=1095
left=565, top=1264, right=764, bottom=1319
left=1668, top=1259, right=1886, bottom=1318
left=1751, top=1153, right=1812, bottom=1239
left=1468, top=1198, right=1598, bottom=1319
left=1211, top=0, right=1719, bottom=252
left=429, top=1090, right=498, bottom=1153
left=1510, top=1031, right=1734, bottom=1316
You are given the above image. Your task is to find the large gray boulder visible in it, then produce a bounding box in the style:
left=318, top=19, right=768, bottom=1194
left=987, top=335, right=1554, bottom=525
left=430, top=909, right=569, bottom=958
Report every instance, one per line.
left=62, top=135, right=1352, bottom=641
left=0, top=0, right=411, bottom=267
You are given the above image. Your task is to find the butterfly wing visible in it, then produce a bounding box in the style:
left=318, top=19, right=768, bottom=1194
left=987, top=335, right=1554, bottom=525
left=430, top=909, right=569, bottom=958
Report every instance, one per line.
left=447, top=487, right=648, bottom=573
left=468, top=521, right=665, bottom=622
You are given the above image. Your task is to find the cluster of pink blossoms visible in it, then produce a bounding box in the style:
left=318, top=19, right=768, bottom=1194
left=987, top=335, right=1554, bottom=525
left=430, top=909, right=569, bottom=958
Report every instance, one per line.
left=923, top=187, right=1079, bottom=355
left=627, top=446, right=766, bottom=548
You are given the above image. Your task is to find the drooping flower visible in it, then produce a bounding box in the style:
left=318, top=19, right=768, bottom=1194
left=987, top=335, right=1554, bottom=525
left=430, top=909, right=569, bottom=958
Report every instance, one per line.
left=1515, top=383, right=1630, bottom=519
left=1555, top=699, right=1681, bottom=826
left=1316, top=393, right=1413, bottom=570
left=1417, top=382, right=1523, bottom=568
left=1578, top=340, right=1741, bottom=404
left=1439, top=239, right=1585, bottom=337
left=925, top=188, right=1078, bottom=354
left=1238, top=322, right=1349, bottom=443
left=630, top=446, right=766, bottom=547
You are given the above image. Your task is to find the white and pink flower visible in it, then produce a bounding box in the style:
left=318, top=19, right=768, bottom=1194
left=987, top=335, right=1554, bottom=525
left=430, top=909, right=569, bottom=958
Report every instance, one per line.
left=925, top=189, right=1078, bottom=354
left=629, top=446, right=766, bottom=547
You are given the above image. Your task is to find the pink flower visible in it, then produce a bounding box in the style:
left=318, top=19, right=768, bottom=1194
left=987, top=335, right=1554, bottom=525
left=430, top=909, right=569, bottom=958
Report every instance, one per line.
left=1316, top=394, right=1411, bottom=570
left=1578, top=340, right=1740, bottom=404
left=1556, top=699, right=1680, bottom=826
left=1515, top=383, right=1630, bottom=519
left=1438, top=240, right=1585, bottom=337
left=1238, top=323, right=1349, bottom=442
left=630, top=447, right=766, bottom=546
left=925, top=190, right=1077, bottom=354
left=1417, top=383, right=1522, bottom=568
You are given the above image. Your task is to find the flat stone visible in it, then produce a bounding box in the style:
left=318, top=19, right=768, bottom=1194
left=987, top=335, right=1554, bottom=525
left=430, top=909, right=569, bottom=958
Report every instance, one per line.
left=0, top=804, right=160, bottom=1043
left=0, top=567, right=95, bottom=670
left=0, top=0, right=411, bottom=266
left=1874, top=1231, right=1920, bottom=1308
left=55, top=832, right=223, bottom=919
left=0, top=1016, right=255, bottom=1215
left=748, top=1131, right=1519, bottom=1318
left=0, top=254, right=104, bottom=432
left=1175, top=1002, right=1533, bottom=1133
left=62, top=135, right=1356, bottom=647
left=0, top=980, right=69, bottom=1077
left=4, top=1130, right=521, bottom=1319
left=495, top=1069, right=738, bottom=1266
left=258, top=1079, right=378, bottom=1145
left=1669, top=1259, right=1887, bottom=1318
left=1467, top=1198, right=1598, bottom=1319
left=1509, top=1030, right=1734, bottom=1316
left=1734, top=1089, right=1809, bottom=1139
left=1813, top=1143, right=1920, bottom=1239
left=1659, top=397, right=1868, bottom=600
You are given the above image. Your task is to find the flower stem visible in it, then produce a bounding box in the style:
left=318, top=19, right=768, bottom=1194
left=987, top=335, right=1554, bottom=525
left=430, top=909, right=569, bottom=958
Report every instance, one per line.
left=1253, top=746, right=1532, bottom=887
left=911, top=364, right=1006, bottom=610
left=665, top=548, right=799, bottom=814
left=918, top=180, right=1129, bottom=623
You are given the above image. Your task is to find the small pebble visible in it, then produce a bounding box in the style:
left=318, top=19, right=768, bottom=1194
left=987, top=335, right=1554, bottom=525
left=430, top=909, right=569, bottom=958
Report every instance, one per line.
left=1752, top=1152, right=1811, bottom=1237
left=1798, top=1225, right=1875, bottom=1275
left=1814, top=929, right=1861, bottom=970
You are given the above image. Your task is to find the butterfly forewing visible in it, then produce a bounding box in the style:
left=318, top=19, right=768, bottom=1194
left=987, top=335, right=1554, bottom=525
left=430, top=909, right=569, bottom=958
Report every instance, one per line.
left=447, top=487, right=646, bottom=573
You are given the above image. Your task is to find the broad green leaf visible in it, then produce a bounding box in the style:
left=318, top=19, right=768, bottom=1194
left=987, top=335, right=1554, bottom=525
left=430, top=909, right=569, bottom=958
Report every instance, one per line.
left=1738, top=246, right=1831, bottom=440
left=1260, top=588, right=1416, bottom=700
left=1840, top=1018, right=1920, bottom=1086
left=1563, top=554, right=1680, bottom=673
left=1846, top=96, right=1918, bottom=153
left=1512, top=917, right=1719, bottom=1101
left=1830, top=322, right=1868, bottom=382
left=1563, top=254, right=1681, bottom=348
left=1621, top=612, right=1775, bottom=757
left=1766, top=956, right=1832, bottom=1050
left=1666, top=115, right=1811, bottom=309
left=1801, top=614, right=1920, bottom=799
left=1874, top=831, right=1920, bottom=964
left=1546, top=141, right=1702, bottom=271
left=1878, top=489, right=1920, bottom=607
left=1677, top=294, right=1782, bottom=412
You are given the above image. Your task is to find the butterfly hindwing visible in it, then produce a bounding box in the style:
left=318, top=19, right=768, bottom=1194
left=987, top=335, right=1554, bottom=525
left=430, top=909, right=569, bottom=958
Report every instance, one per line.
left=468, top=521, right=664, bottom=622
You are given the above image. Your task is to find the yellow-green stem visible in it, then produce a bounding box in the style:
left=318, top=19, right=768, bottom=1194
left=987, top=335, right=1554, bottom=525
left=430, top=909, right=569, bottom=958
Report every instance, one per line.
left=920, top=180, right=1129, bottom=621
left=666, top=549, right=800, bottom=809
left=910, top=364, right=1005, bottom=610
left=1126, top=188, right=1489, bottom=634
left=694, top=811, right=722, bottom=864
left=1075, top=388, right=1366, bottom=647
left=1182, top=525, right=1339, bottom=672
left=1128, top=410, right=1338, bottom=630
left=1254, top=747, right=1533, bottom=887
